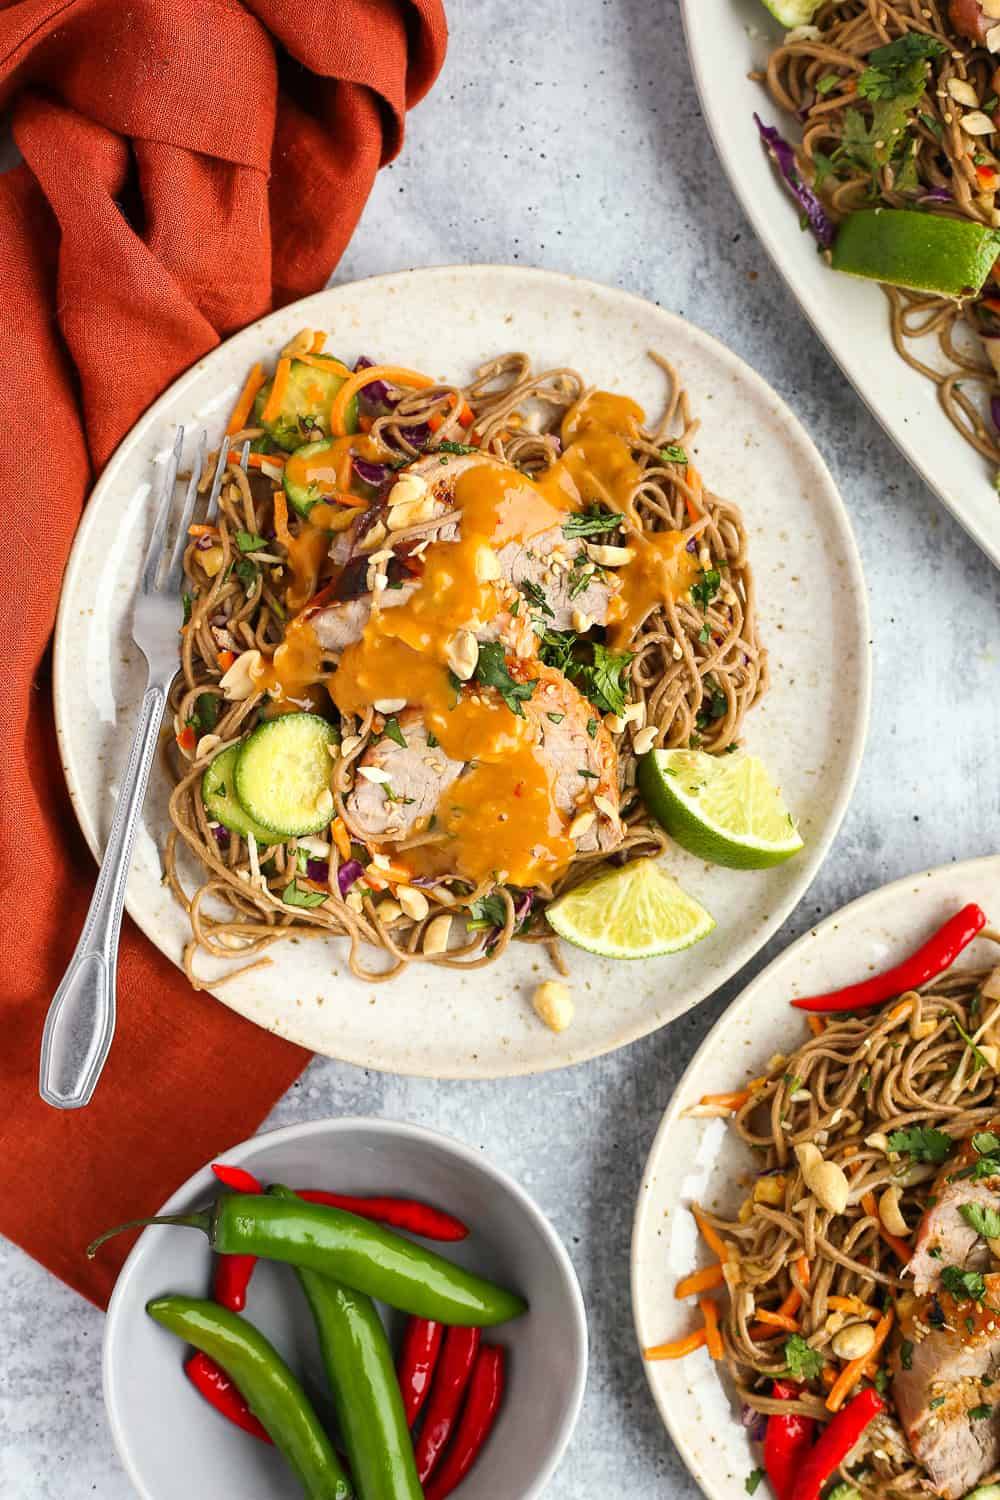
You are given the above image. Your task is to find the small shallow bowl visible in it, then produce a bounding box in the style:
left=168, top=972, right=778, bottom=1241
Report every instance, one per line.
left=103, top=1117, right=587, bottom=1499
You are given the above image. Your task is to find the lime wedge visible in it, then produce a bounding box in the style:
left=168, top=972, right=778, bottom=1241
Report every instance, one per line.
left=545, top=858, right=714, bottom=960
left=759, top=0, right=822, bottom=24
left=638, top=749, right=804, bottom=870
left=831, top=209, right=1000, bottom=297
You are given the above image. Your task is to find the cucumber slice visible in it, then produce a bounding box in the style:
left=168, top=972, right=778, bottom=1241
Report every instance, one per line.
left=234, top=714, right=338, bottom=837
left=759, top=0, right=822, bottom=23
left=284, top=438, right=347, bottom=518
left=254, top=355, right=359, bottom=452
left=202, top=744, right=277, bottom=843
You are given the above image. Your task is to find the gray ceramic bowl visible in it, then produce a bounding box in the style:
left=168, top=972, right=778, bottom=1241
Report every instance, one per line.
left=102, top=1117, right=587, bottom=1499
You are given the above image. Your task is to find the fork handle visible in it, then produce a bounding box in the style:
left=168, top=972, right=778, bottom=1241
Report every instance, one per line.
left=39, top=682, right=169, bottom=1110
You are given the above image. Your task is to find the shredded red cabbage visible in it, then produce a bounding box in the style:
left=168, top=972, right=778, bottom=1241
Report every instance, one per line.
left=354, top=356, right=397, bottom=412
left=352, top=456, right=390, bottom=488
left=920, top=186, right=953, bottom=205
left=337, top=859, right=364, bottom=896
left=306, top=858, right=330, bottom=884
left=754, top=114, right=834, bottom=249
left=991, top=395, right=1000, bottom=433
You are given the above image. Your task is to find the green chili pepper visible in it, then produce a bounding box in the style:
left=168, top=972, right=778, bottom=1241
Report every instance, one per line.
left=91, top=1193, right=526, bottom=1327
left=146, top=1296, right=352, bottom=1500
left=272, top=1186, right=423, bottom=1500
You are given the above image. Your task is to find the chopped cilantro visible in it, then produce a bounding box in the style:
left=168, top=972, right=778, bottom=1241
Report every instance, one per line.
left=960, top=1202, right=1000, bottom=1242
left=509, top=595, right=520, bottom=616
left=193, top=693, right=219, bottom=734
left=929, top=1396, right=946, bottom=1410
left=783, top=1333, right=824, bottom=1382
left=233, top=556, right=259, bottom=592
left=953, top=1016, right=988, bottom=1072
left=382, top=716, right=407, bottom=749
left=745, top=1469, right=765, bottom=1496
left=474, top=640, right=537, bottom=718
left=815, top=74, right=839, bottom=96
left=182, top=592, right=193, bottom=624
left=900, top=1339, right=913, bottom=1370
left=857, top=33, right=947, bottom=104
left=426, top=730, right=439, bottom=748
left=586, top=717, right=599, bottom=739
left=578, top=767, right=599, bottom=779
left=659, top=442, right=688, bottom=464
left=466, top=892, right=508, bottom=932
left=691, top=568, right=721, bottom=612
left=436, top=441, right=477, bottom=455
left=568, top=563, right=595, bottom=601
left=886, top=1127, right=952, bottom=1164
left=929, top=1246, right=942, bottom=1259
left=562, top=508, right=621, bottom=539
left=971, top=1404, right=994, bottom=1422
left=547, top=712, right=565, bottom=725
left=699, top=623, right=711, bottom=644
left=520, top=579, right=554, bottom=620
left=384, top=785, right=415, bottom=805
left=874, top=1367, right=889, bottom=1396
left=235, top=529, right=268, bottom=553
left=941, top=1265, right=986, bottom=1303
left=583, top=643, right=634, bottom=716
left=973, top=1132, right=1000, bottom=1156
left=282, top=881, right=328, bottom=909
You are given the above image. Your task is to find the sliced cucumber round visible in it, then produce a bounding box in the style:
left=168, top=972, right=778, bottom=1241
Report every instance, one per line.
left=202, top=744, right=277, bottom=843
left=254, top=354, right=359, bottom=452
left=284, top=438, right=344, bottom=518
left=234, top=714, right=338, bottom=837
left=759, top=0, right=822, bottom=23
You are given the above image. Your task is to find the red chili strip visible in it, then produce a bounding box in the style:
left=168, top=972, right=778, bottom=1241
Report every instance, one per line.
left=398, top=1315, right=444, bottom=1427
left=185, top=1352, right=272, bottom=1444
left=414, top=1325, right=480, bottom=1483
left=791, top=904, right=987, bottom=1013
left=763, top=1381, right=816, bottom=1500
left=211, top=1162, right=262, bottom=1310
left=788, top=1387, right=883, bottom=1500
left=295, top=1189, right=469, bottom=1242
left=423, top=1344, right=505, bottom=1500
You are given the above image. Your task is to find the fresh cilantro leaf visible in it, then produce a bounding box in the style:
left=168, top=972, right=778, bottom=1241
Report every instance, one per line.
left=585, top=643, right=634, bottom=716
left=953, top=1016, right=988, bottom=1072
left=382, top=716, right=407, bottom=748
left=783, top=1333, right=824, bottom=1382
left=745, top=1469, right=765, bottom=1496
left=971, top=1404, right=994, bottom=1421
left=234, top=556, right=259, bottom=591
left=874, top=1367, right=890, bottom=1395
left=960, top=1202, right=1000, bottom=1242
left=941, top=1265, right=986, bottom=1303
left=691, top=568, right=721, bottom=612
left=520, top=579, right=555, bottom=620
left=919, top=111, right=944, bottom=139
left=815, top=74, right=839, bottom=96
left=886, top=1127, right=953, bottom=1164
left=699, top=623, right=711, bottom=644
left=929, top=1246, right=943, bottom=1259
left=282, top=881, right=328, bottom=909
left=974, top=1132, right=1000, bottom=1157
left=578, top=767, right=599, bottom=779
left=236, top=529, right=268, bottom=553
left=586, top=717, right=599, bottom=739
left=568, top=563, right=595, bottom=600
left=929, top=1396, right=946, bottom=1410
left=696, top=680, right=727, bottom=729
left=193, top=693, right=219, bottom=734
left=562, top=508, right=621, bottom=538
left=426, top=730, right=439, bottom=748
left=857, top=34, right=947, bottom=104
left=538, top=628, right=579, bottom=677
left=182, top=592, right=193, bottom=624
left=436, top=441, right=477, bottom=455
left=900, top=1339, right=913, bottom=1370
left=547, top=712, right=565, bottom=724
left=474, top=640, right=537, bottom=718
left=660, top=442, right=688, bottom=464
left=509, top=595, right=520, bottom=615
left=810, top=150, right=837, bottom=191
left=466, top=892, right=508, bottom=932
left=384, top=785, right=415, bottom=805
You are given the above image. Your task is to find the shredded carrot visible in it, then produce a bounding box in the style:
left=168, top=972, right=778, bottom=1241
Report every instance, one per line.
left=753, top=1308, right=800, bottom=1334
left=228, top=449, right=285, bottom=471
left=683, top=462, right=703, bottom=524
left=795, top=1254, right=811, bottom=1286
left=272, top=487, right=294, bottom=552
left=821, top=1364, right=837, bottom=1389
left=842, top=1144, right=858, bottom=1159
left=691, top=1206, right=728, bottom=1262
left=698, top=1090, right=751, bottom=1111
left=188, top=523, right=218, bottom=538
left=699, top=1298, right=724, bottom=1361
left=331, top=818, right=352, bottom=863
left=806, top=1015, right=826, bottom=1037
left=337, top=446, right=354, bottom=493
left=217, top=649, right=235, bottom=672
left=675, top=1264, right=724, bottom=1299
left=176, top=723, right=196, bottom=753
left=458, top=401, right=475, bottom=427
left=428, top=411, right=445, bottom=433
left=295, top=352, right=351, bottom=376
left=311, top=331, right=327, bottom=353
left=261, top=357, right=292, bottom=424
left=329, top=365, right=436, bottom=436
left=226, top=362, right=266, bottom=436
left=887, top=998, right=914, bottom=1022
left=861, top=1191, right=912, bottom=1264
left=826, top=1308, right=894, bottom=1413
left=358, top=415, right=374, bottom=434
left=644, top=1328, right=707, bottom=1362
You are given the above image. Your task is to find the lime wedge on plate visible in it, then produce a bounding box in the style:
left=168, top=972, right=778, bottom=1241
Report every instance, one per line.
left=545, top=858, right=714, bottom=960
left=759, top=0, right=822, bottom=24
left=831, top=209, right=1000, bottom=297
left=638, top=749, right=803, bottom=870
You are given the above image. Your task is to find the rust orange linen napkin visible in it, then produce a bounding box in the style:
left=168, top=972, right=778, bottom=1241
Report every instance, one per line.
left=0, top=0, right=447, bottom=1306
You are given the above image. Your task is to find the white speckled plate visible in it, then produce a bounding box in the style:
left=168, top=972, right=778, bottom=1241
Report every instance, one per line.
left=632, top=854, right=1000, bottom=1497
left=681, top=0, right=1000, bottom=569
left=54, top=266, right=870, bottom=1078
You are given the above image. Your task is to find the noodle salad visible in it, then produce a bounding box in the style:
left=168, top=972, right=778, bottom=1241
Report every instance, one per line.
left=646, top=904, right=1000, bottom=1500
left=754, top=0, right=1000, bottom=481
left=164, top=332, right=776, bottom=996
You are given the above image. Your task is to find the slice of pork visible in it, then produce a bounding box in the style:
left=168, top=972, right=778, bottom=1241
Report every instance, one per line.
left=497, top=526, right=620, bottom=632
left=345, top=715, right=464, bottom=842
left=909, top=1175, right=1000, bottom=1296
left=891, top=1279, right=1000, bottom=1500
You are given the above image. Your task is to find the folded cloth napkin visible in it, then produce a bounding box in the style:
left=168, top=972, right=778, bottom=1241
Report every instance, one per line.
left=0, top=0, right=447, bottom=1306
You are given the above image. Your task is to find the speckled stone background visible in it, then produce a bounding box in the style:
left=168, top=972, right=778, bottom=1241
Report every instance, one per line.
left=2, top=0, right=999, bottom=1494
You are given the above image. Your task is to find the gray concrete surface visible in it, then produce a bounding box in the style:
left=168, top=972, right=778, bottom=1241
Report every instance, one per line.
left=2, top=0, right=999, bottom=1493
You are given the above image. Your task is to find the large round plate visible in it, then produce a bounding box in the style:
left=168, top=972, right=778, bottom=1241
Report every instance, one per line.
left=54, top=266, right=870, bottom=1077
left=631, top=854, right=1000, bottom=1497
left=681, top=0, right=1000, bottom=570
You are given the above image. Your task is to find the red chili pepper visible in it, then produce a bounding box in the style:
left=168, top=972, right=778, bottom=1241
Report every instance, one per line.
left=763, top=1381, right=816, bottom=1500
left=398, top=1315, right=444, bottom=1427
left=211, top=1162, right=262, bottom=1310
left=791, top=904, right=986, bottom=1013
left=414, top=1325, right=481, bottom=1483
left=294, top=1189, right=469, bottom=1242
left=788, top=1387, right=884, bottom=1500
left=423, top=1344, right=505, bottom=1500
left=184, top=1351, right=272, bottom=1444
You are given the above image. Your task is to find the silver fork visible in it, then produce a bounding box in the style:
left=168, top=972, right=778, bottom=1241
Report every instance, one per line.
left=39, top=428, right=234, bottom=1109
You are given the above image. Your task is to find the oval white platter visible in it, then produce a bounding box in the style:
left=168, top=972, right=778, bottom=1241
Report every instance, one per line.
left=632, top=853, right=1000, bottom=1497
left=681, top=0, right=1000, bottom=569
left=54, top=265, right=869, bottom=1077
